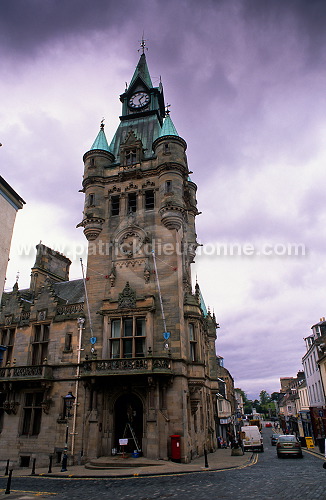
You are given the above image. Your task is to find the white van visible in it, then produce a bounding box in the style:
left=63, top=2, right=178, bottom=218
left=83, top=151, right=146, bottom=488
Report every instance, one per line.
left=240, top=425, right=264, bottom=452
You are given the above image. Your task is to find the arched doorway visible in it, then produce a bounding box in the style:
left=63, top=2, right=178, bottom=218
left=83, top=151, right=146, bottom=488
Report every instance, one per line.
left=114, top=393, right=143, bottom=454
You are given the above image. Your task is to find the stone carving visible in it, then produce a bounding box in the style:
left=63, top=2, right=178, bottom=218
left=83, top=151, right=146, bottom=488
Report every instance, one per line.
left=3, top=401, right=20, bottom=415
left=118, top=282, right=136, bottom=309
left=144, top=265, right=151, bottom=283
left=109, top=265, right=116, bottom=287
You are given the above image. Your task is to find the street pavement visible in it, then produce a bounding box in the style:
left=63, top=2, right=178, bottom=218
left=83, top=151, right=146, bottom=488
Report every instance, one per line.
left=1, top=446, right=253, bottom=480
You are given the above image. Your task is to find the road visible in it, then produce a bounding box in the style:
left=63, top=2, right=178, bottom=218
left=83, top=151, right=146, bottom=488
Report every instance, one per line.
left=0, top=428, right=325, bottom=500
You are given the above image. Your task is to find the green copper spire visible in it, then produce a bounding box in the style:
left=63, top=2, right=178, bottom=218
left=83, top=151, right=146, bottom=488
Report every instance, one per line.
left=91, top=122, right=111, bottom=152
left=129, top=53, right=153, bottom=90
left=159, top=113, right=179, bottom=137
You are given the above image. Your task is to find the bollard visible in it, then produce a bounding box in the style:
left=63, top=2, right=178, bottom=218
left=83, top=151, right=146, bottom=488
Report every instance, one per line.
left=31, top=458, right=36, bottom=475
left=5, top=459, right=9, bottom=476
left=5, top=469, right=13, bottom=494
left=48, top=455, right=53, bottom=474
left=61, top=453, right=68, bottom=472
left=204, top=447, right=209, bottom=468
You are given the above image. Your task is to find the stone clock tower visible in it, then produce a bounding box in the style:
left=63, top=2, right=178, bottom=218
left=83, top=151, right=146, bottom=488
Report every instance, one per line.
left=77, top=48, right=219, bottom=462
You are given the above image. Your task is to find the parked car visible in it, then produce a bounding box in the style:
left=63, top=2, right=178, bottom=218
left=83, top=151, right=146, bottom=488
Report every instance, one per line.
left=276, top=435, right=303, bottom=458
left=271, top=433, right=279, bottom=446
left=265, top=422, right=272, bottom=427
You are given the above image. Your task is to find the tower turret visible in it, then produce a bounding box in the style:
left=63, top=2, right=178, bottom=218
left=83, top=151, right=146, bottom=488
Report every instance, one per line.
left=78, top=122, right=114, bottom=241
left=153, top=113, right=188, bottom=230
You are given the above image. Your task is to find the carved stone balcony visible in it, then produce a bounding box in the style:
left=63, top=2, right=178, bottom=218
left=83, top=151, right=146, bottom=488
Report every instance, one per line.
left=0, top=365, right=53, bottom=381
left=81, top=357, right=172, bottom=377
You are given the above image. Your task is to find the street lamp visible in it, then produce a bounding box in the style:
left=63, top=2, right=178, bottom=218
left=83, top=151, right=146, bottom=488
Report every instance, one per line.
left=61, top=391, right=75, bottom=472
left=70, top=317, right=85, bottom=464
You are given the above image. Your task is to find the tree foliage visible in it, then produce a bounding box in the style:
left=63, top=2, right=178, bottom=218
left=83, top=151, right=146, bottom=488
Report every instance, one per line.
left=259, top=390, right=270, bottom=405
left=238, top=388, right=280, bottom=418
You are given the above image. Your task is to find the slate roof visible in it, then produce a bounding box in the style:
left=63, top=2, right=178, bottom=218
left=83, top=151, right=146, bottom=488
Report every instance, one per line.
left=52, top=279, right=85, bottom=304
left=109, top=115, right=162, bottom=160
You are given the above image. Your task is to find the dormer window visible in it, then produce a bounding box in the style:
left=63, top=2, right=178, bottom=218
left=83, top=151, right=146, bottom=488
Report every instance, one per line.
left=126, top=149, right=137, bottom=166
left=120, top=130, right=142, bottom=168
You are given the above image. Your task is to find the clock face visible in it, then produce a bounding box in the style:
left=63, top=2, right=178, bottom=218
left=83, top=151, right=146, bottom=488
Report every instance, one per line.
left=128, top=91, right=150, bottom=109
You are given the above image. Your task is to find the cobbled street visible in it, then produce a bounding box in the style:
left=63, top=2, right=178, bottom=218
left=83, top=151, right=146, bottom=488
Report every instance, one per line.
left=0, top=429, right=325, bottom=500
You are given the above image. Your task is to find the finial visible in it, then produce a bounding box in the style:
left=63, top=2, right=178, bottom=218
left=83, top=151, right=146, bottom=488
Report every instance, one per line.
left=165, top=104, right=171, bottom=115
left=138, top=33, right=148, bottom=54
left=15, top=271, right=20, bottom=284
left=100, top=118, right=105, bottom=130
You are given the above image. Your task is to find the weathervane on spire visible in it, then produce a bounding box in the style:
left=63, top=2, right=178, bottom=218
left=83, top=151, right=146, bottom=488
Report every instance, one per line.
left=138, top=33, right=148, bottom=54
left=100, top=118, right=105, bottom=129
left=165, top=104, right=171, bottom=115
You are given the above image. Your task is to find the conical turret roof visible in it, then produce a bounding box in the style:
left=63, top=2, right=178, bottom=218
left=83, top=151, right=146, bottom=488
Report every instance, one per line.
left=159, top=114, right=179, bottom=137
left=90, top=124, right=111, bottom=152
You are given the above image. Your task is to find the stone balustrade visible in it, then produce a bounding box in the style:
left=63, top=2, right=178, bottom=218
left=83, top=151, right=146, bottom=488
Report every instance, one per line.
left=81, top=357, right=172, bottom=376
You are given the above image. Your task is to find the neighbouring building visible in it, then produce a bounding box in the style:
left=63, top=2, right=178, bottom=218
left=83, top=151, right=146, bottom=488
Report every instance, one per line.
left=302, top=319, right=326, bottom=444
left=215, top=356, right=236, bottom=441
left=297, top=377, right=313, bottom=439
left=0, top=176, right=25, bottom=300
left=0, top=48, right=220, bottom=468
left=234, top=389, right=244, bottom=418
left=278, top=372, right=305, bottom=435
left=317, top=332, right=326, bottom=444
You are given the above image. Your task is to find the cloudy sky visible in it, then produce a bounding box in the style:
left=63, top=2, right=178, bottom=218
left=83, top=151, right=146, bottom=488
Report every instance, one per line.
left=1, top=0, right=326, bottom=399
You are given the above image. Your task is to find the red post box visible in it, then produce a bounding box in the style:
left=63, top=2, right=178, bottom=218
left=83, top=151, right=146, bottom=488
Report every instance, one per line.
left=170, top=435, right=181, bottom=462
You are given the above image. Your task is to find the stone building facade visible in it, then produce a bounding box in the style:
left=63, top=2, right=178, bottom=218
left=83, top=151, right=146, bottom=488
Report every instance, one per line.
left=0, top=51, right=219, bottom=467
left=0, top=175, right=25, bottom=300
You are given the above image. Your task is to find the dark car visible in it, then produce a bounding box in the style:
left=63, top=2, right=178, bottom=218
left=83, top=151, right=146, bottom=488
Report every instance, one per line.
left=276, top=435, right=303, bottom=458
left=271, top=433, right=279, bottom=446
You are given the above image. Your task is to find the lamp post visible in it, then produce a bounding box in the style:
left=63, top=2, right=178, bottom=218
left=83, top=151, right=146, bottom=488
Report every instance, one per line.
left=61, top=391, right=75, bottom=472
left=70, top=317, right=85, bottom=464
